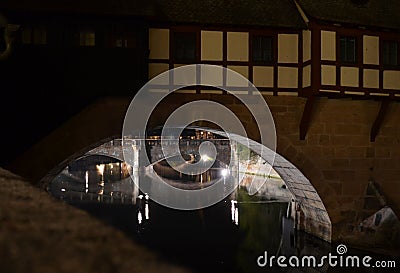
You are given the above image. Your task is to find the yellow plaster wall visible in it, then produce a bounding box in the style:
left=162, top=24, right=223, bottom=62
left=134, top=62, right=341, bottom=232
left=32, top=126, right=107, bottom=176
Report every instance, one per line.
left=341, top=67, right=359, bottom=87
left=384, top=71, right=400, bottom=90
left=303, top=30, right=311, bottom=62
left=321, top=65, right=336, bottom=86
left=278, top=34, right=298, bottom=63
left=321, top=31, right=336, bottom=61
left=149, top=28, right=169, bottom=59
left=201, top=31, right=223, bottom=61
left=227, top=32, right=249, bottom=62
left=363, top=36, right=379, bottom=65
left=253, top=66, right=274, bottom=87
left=278, top=67, right=298, bottom=88
left=227, top=65, right=249, bottom=87
left=200, top=65, right=224, bottom=87
left=148, top=63, right=169, bottom=79
left=363, top=69, right=379, bottom=89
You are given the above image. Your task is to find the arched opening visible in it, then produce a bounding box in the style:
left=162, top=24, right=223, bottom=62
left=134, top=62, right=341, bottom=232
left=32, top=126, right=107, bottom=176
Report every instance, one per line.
left=44, top=127, right=332, bottom=272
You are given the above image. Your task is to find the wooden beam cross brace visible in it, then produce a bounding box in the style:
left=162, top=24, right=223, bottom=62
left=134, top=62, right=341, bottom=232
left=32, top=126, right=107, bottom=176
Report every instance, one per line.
left=370, top=99, right=390, bottom=142
left=299, top=96, right=316, bottom=140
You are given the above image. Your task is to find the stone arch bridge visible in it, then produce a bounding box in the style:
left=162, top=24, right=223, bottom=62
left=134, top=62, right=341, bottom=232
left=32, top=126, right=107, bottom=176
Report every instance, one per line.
left=68, top=133, right=332, bottom=242
left=8, top=94, right=400, bottom=244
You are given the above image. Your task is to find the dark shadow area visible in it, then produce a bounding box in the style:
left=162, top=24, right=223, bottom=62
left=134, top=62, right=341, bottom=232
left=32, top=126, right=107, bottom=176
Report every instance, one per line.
left=0, top=17, right=148, bottom=166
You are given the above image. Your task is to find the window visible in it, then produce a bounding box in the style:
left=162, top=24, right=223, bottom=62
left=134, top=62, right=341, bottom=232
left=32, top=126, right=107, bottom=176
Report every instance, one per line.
left=383, top=40, right=398, bottom=66
left=113, top=34, right=135, bottom=48
left=21, top=26, right=47, bottom=45
left=115, top=39, right=128, bottom=48
left=173, top=32, right=196, bottom=62
left=252, top=35, right=273, bottom=63
left=107, top=24, right=137, bottom=48
left=340, top=36, right=357, bottom=63
left=79, top=30, right=95, bottom=46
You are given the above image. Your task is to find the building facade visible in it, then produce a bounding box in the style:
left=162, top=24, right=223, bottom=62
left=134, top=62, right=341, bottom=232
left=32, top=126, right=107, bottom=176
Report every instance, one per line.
left=0, top=0, right=400, bottom=163
left=2, top=0, right=399, bottom=98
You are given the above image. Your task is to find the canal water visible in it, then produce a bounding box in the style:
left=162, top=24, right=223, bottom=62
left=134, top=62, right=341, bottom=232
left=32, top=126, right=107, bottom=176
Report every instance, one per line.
left=48, top=154, right=397, bottom=273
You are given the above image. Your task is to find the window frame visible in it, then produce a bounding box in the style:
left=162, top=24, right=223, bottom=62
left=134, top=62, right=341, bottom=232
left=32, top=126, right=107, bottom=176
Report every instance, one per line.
left=172, top=31, right=198, bottom=63
left=252, top=35, right=274, bottom=64
left=79, top=29, right=96, bottom=47
left=106, top=24, right=138, bottom=49
left=21, top=25, right=47, bottom=45
left=339, top=35, right=358, bottom=64
left=382, top=40, right=399, bottom=67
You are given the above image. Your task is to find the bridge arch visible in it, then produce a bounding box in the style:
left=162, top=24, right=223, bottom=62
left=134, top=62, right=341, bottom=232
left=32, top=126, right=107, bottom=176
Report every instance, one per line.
left=40, top=126, right=332, bottom=242
left=200, top=128, right=332, bottom=242
left=277, top=135, right=340, bottom=228
left=11, top=95, right=400, bottom=248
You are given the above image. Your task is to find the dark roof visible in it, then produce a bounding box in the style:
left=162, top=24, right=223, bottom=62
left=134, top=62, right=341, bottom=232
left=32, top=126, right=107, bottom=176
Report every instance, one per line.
left=5, top=0, right=399, bottom=30
left=152, top=0, right=307, bottom=29
left=298, top=0, right=400, bottom=30
left=0, top=0, right=307, bottom=29
left=0, top=0, right=156, bottom=17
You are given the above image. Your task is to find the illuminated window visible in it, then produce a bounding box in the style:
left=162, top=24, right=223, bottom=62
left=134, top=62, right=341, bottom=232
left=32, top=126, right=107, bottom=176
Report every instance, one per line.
left=340, top=36, right=357, bottom=63
left=252, top=35, right=273, bottom=63
left=173, top=32, right=196, bottom=62
left=383, top=40, right=398, bottom=66
left=80, top=30, right=95, bottom=46
left=106, top=24, right=138, bottom=48
left=21, top=26, right=47, bottom=45
left=115, top=39, right=128, bottom=48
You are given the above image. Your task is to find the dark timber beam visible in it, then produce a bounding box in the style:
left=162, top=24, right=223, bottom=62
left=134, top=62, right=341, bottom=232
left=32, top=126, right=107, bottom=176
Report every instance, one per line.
left=370, top=99, right=390, bottom=142
left=299, top=96, right=316, bottom=140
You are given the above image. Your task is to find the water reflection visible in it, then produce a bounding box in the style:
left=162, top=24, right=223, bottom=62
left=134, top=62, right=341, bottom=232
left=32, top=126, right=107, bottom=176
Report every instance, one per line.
left=137, top=194, right=150, bottom=225
left=152, top=154, right=229, bottom=190
left=49, top=155, right=138, bottom=204
left=231, top=200, right=239, bottom=225
left=51, top=152, right=399, bottom=272
left=49, top=154, right=336, bottom=273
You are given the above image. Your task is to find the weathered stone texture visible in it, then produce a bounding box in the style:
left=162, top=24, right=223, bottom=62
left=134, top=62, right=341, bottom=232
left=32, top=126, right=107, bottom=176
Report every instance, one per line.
left=0, top=168, right=191, bottom=273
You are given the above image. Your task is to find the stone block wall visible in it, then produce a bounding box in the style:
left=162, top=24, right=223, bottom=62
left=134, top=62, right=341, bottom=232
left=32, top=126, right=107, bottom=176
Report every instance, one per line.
left=148, top=94, right=400, bottom=240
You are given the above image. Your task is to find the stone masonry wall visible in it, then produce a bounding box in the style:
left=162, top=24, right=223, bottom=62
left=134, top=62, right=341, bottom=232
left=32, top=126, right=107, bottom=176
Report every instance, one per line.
left=147, top=94, right=400, bottom=240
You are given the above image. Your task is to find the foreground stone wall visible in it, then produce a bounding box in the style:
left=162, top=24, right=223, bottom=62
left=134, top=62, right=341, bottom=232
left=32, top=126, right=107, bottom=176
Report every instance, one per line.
left=8, top=94, right=400, bottom=243
left=0, top=168, right=192, bottom=273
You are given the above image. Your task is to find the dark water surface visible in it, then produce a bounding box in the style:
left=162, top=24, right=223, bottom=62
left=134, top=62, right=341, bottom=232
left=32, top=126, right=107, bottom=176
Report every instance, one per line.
left=49, top=155, right=398, bottom=273
left=68, top=194, right=398, bottom=273
left=71, top=194, right=328, bottom=273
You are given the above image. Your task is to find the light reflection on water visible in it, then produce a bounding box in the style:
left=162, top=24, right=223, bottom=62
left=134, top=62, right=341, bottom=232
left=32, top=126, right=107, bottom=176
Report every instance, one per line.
left=48, top=155, right=336, bottom=273
left=49, top=155, right=399, bottom=273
